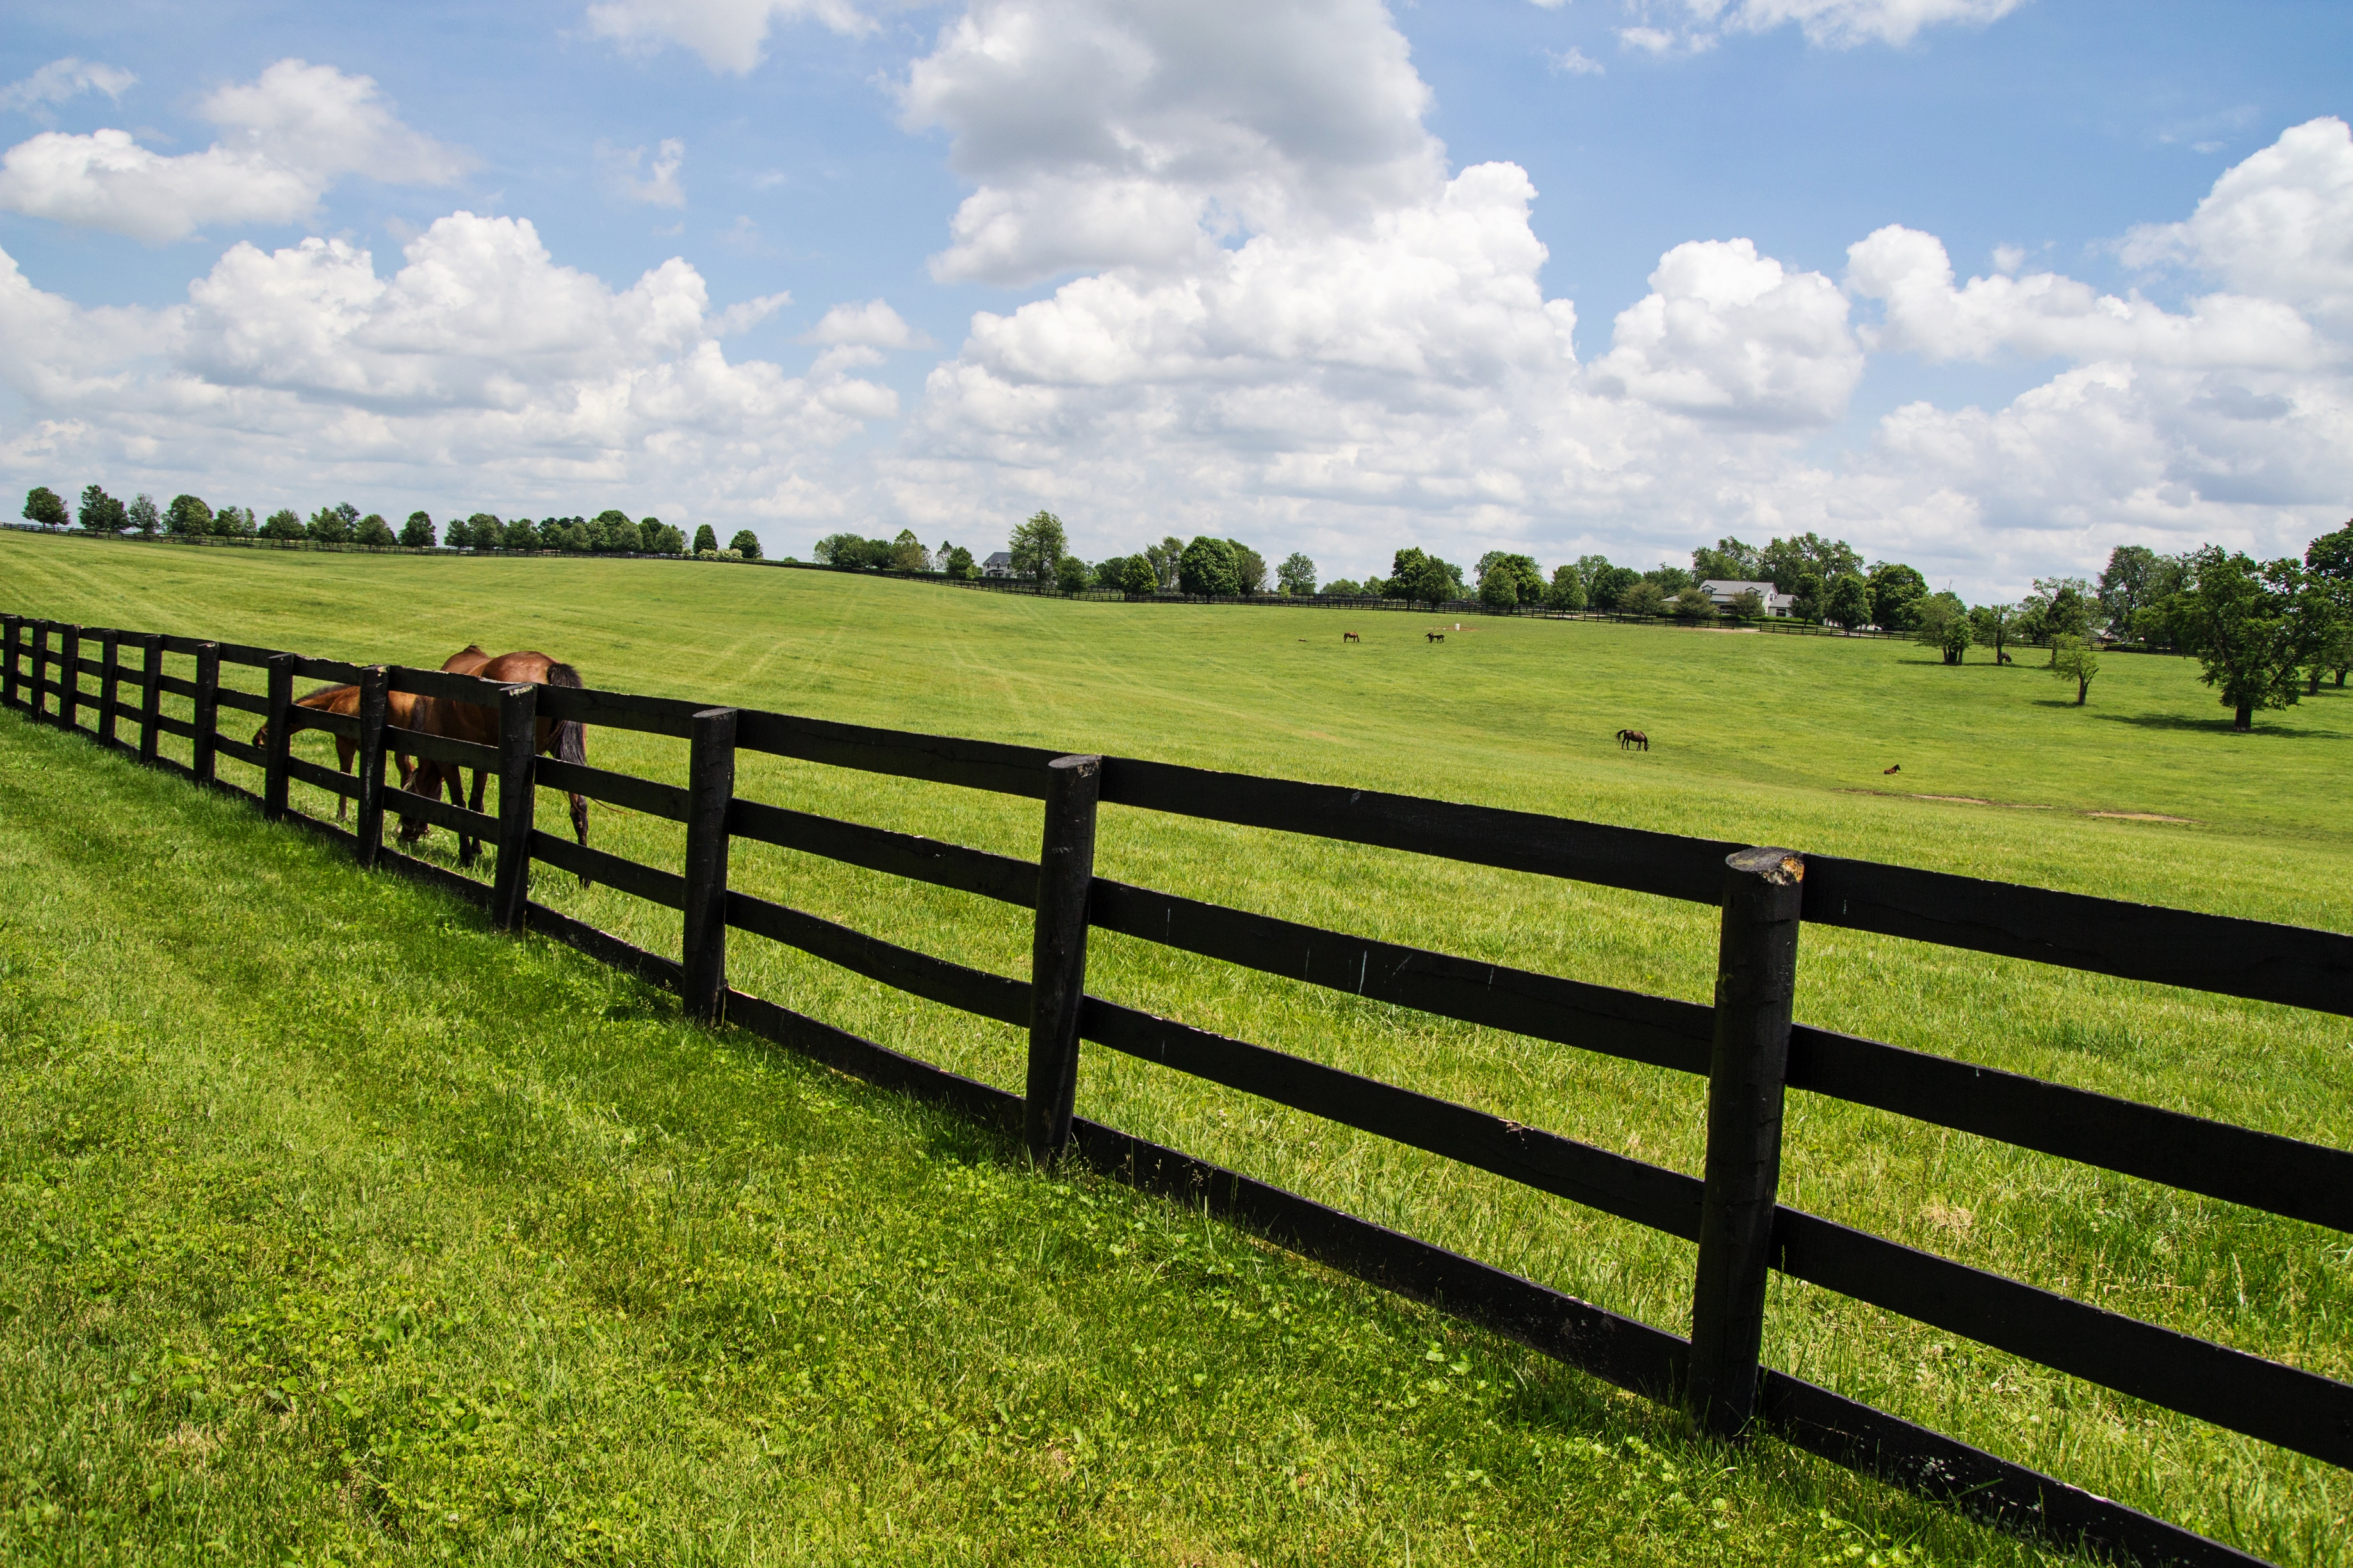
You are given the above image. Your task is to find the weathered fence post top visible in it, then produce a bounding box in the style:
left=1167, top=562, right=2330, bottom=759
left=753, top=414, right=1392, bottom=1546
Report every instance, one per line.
left=1684, top=844, right=1805, bottom=1442
left=489, top=681, right=542, bottom=933
left=1025, top=753, right=1103, bottom=1167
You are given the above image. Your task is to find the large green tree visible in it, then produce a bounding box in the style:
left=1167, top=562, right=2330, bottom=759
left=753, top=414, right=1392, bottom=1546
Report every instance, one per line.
left=307, top=503, right=356, bottom=544
left=1475, top=551, right=1544, bottom=606
left=1968, top=602, right=2016, bottom=663
left=356, top=513, right=398, bottom=547
left=1178, top=536, right=1239, bottom=596
left=1120, top=556, right=1158, bottom=598
left=2049, top=635, right=2099, bottom=705
left=729, top=529, right=763, bottom=559
left=693, top=523, right=719, bottom=554
left=261, top=508, right=305, bottom=541
left=1867, top=562, right=1930, bottom=631
left=1912, top=593, right=1971, bottom=664
left=1007, top=511, right=1067, bottom=583
left=1276, top=552, right=1317, bottom=595
left=22, top=485, right=68, bottom=528
left=887, top=529, right=927, bottom=571
left=124, top=494, right=159, bottom=535
left=1384, top=547, right=1463, bottom=605
left=2172, top=547, right=2328, bottom=730
left=1230, top=543, right=1267, bottom=595
left=400, top=511, right=437, bottom=547
left=1691, top=537, right=1763, bottom=583
left=1545, top=565, right=1588, bottom=611
left=2097, top=545, right=2186, bottom=633
left=1823, top=574, right=1872, bottom=631
left=78, top=484, right=127, bottom=533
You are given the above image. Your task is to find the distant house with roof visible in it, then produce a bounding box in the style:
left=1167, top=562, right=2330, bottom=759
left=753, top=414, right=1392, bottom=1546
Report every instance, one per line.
left=1698, top=579, right=1798, bottom=618
left=982, top=551, right=1017, bottom=579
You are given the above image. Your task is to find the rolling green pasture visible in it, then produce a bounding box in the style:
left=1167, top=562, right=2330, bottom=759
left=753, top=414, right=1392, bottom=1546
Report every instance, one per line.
left=4, top=531, right=2351, bottom=1562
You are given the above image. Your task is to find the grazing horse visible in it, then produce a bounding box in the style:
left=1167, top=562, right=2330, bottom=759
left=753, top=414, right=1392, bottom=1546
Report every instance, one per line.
left=1616, top=729, right=1649, bottom=751
left=397, top=650, right=590, bottom=876
left=250, top=645, right=489, bottom=818
left=1342, top=631, right=1361, bottom=642
left=1426, top=631, right=1445, bottom=643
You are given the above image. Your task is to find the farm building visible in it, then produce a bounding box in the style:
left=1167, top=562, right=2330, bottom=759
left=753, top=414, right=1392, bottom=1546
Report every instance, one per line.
left=1698, top=579, right=1798, bottom=617
left=982, top=551, right=1017, bottom=578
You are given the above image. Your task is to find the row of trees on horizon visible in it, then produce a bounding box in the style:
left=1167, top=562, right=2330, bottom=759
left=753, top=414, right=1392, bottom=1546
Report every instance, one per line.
left=21, top=485, right=763, bottom=561
left=818, top=512, right=2353, bottom=731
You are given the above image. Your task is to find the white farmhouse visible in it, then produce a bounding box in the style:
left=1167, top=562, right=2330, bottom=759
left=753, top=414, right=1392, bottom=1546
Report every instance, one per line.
left=1698, top=579, right=1798, bottom=617
left=981, top=551, right=1017, bottom=579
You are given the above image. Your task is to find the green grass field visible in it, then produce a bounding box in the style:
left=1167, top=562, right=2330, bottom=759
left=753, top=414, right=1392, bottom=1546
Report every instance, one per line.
left=4, top=531, right=2350, bottom=1562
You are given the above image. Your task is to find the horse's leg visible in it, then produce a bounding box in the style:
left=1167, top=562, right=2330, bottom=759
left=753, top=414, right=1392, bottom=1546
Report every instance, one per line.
left=335, top=737, right=356, bottom=820
left=462, top=767, right=488, bottom=866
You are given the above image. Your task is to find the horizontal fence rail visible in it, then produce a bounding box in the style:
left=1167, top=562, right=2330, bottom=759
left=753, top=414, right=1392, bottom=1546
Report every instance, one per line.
left=3, top=608, right=2339, bottom=1568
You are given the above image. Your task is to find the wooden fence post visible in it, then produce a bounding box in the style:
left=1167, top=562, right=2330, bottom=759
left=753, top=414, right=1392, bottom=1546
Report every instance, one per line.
left=490, top=683, right=539, bottom=931
left=263, top=653, right=296, bottom=818
left=1, top=615, right=19, bottom=709
left=59, top=625, right=81, bottom=731
left=681, top=706, right=739, bottom=1021
left=97, top=632, right=120, bottom=747
left=354, top=665, right=389, bottom=868
left=1024, top=753, right=1102, bottom=1167
left=138, top=634, right=163, bottom=766
left=1684, top=845, right=1806, bottom=1441
left=29, top=622, right=49, bottom=723
left=191, top=642, right=220, bottom=784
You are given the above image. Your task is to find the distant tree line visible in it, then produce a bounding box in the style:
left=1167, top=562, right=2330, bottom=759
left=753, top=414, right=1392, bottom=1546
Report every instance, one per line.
left=21, top=485, right=765, bottom=561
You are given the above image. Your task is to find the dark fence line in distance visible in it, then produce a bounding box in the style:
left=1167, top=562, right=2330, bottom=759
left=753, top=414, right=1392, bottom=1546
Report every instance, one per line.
left=6, top=611, right=2340, bottom=1568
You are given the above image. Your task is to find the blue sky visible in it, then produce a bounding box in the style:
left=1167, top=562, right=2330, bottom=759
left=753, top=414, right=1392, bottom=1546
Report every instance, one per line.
left=3, top=0, right=2348, bottom=595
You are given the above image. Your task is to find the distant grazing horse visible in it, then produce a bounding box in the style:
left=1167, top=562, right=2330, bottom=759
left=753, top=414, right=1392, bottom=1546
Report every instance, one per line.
left=1616, top=729, right=1649, bottom=751
left=1343, top=631, right=1361, bottom=642
left=1426, top=631, right=1445, bottom=643
left=397, top=650, right=590, bottom=876
left=250, top=645, right=489, bottom=819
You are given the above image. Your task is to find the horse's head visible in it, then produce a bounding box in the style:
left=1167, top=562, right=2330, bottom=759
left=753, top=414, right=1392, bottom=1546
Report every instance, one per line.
left=251, top=722, right=270, bottom=751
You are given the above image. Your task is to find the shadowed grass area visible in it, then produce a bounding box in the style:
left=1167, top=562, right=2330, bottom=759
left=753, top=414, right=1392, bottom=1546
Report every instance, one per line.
left=4, top=531, right=2350, bottom=1560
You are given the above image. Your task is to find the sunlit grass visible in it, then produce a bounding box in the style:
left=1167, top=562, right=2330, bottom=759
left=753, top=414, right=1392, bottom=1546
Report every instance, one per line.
left=5, top=531, right=2350, bottom=1560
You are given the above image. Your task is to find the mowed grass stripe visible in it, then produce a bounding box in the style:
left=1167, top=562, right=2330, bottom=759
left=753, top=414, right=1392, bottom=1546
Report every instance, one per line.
left=6, top=533, right=2350, bottom=1559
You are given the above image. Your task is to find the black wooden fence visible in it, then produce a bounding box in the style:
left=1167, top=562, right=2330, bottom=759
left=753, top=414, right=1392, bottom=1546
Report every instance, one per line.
left=3, top=611, right=2345, bottom=1566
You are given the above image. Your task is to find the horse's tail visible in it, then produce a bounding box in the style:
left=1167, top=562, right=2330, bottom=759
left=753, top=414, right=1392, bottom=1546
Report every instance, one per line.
left=545, top=661, right=591, bottom=878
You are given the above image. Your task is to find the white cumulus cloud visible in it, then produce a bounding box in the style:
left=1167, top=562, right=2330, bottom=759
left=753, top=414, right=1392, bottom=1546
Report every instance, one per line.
left=600, top=136, right=688, bottom=206
left=801, top=299, right=936, bottom=349
left=585, top=0, right=874, bottom=74
left=0, top=58, right=138, bottom=121
left=0, top=59, right=468, bottom=242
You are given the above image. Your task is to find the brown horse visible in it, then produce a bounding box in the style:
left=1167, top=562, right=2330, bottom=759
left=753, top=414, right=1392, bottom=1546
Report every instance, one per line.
left=251, top=645, right=489, bottom=818
left=1616, top=728, right=1649, bottom=751
left=396, top=650, right=590, bottom=873
left=1426, top=631, right=1445, bottom=643
left=1343, top=631, right=1361, bottom=642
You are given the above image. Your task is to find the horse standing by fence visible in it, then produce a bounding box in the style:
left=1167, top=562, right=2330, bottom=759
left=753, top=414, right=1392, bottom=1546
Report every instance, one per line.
left=250, top=645, right=490, bottom=819
left=396, top=651, right=590, bottom=875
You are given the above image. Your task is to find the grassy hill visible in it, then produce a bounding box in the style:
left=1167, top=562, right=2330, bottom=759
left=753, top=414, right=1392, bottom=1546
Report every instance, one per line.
left=4, top=531, right=2349, bottom=1561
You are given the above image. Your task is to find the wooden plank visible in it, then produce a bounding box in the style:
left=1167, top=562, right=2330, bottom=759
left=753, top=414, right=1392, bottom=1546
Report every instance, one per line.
left=1027, top=754, right=1100, bottom=1163
left=537, top=755, right=687, bottom=820
left=724, top=891, right=1030, bottom=1025
left=158, top=672, right=199, bottom=700
left=286, top=755, right=360, bottom=798
left=724, top=988, right=1025, bottom=1131
left=726, top=798, right=1036, bottom=904
left=1787, top=1025, right=2353, bottom=1233
left=1757, top=1373, right=2263, bottom=1568
left=214, top=640, right=288, bottom=668
left=1802, top=855, right=2353, bottom=1018
left=214, top=686, right=269, bottom=717
left=1686, top=847, right=1806, bottom=1439
left=151, top=713, right=197, bottom=741
left=387, top=665, right=503, bottom=703
left=1069, top=1117, right=1689, bottom=1402
left=380, top=722, right=499, bottom=770
left=534, top=682, right=701, bottom=738
left=1080, top=996, right=1702, bottom=1238
left=159, top=634, right=208, bottom=656
left=528, top=829, right=684, bottom=909
left=214, top=734, right=265, bottom=768
left=297, top=654, right=370, bottom=683
left=393, top=788, right=497, bottom=839
left=734, top=708, right=1059, bottom=798
left=1088, top=878, right=1714, bottom=1075
left=1098, top=757, right=1738, bottom=904
left=1771, top=1207, right=2353, bottom=1469
left=292, top=707, right=360, bottom=741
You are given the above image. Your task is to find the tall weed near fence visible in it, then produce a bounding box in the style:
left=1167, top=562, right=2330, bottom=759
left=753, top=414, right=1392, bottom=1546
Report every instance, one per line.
left=7, top=608, right=2349, bottom=1566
